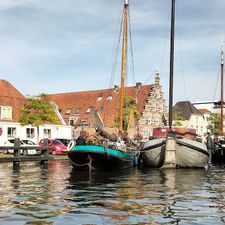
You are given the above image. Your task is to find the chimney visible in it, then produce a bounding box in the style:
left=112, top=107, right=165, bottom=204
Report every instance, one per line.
left=114, top=85, right=119, bottom=93
left=136, top=82, right=142, bottom=90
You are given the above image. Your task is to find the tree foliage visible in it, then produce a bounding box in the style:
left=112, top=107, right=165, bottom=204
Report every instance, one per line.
left=207, top=113, right=222, bottom=136
left=113, top=95, right=139, bottom=130
left=172, top=108, right=185, bottom=126
left=19, top=94, right=61, bottom=126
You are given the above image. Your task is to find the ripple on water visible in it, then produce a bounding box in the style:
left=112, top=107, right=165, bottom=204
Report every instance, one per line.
left=0, top=162, right=224, bottom=224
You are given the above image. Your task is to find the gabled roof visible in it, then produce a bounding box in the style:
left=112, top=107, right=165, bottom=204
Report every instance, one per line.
left=0, top=80, right=27, bottom=122
left=198, top=108, right=211, bottom=114
left=173, top=101, right=201, bottom=120
left=49, top=84, right=153, bottom=127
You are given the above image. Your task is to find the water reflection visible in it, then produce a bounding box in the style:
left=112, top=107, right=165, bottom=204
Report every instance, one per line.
left=0, top=161, right=224, bottom=224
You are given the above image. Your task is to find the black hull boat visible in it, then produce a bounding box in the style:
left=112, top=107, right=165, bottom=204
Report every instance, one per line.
left=67, top=0, right=138, bottom=171
left=67, top=145, right=136, bottom=171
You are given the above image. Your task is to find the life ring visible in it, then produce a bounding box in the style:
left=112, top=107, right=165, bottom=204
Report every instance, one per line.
left=67, top=140, right=75, bottom=151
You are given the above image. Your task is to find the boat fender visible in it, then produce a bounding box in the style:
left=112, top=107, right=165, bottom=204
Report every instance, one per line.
left=67, top=140, right=75, bottom=151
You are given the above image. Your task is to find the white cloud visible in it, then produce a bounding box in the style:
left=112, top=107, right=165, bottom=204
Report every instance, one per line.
left=0, top=0, right=224, bottom=105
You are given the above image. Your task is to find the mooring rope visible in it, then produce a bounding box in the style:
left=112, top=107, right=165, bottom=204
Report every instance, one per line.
left=68, top=154, right=93, bottom=174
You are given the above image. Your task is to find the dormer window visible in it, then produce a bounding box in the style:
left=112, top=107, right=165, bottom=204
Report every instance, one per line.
left=65, top=108, right=72, bottom=115
left=75, top=108, right=81, bottom=115
left=107, top=96, right=112, bottom=101
left=0, top=106, right=12, bottom=120
left=58, top=108, right=62, bottom=113
left=97, top=96, right=102, bottom=101
left=86, top=107, right=91, bottom=114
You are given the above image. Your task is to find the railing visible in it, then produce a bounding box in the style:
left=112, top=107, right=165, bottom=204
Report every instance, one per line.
left=0, top=138, right=52, bottom=165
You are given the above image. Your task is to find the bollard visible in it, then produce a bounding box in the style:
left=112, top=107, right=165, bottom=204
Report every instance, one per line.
left=40, top=138, right=49, bottom=164
left=13, top=138, right=21, bottom=166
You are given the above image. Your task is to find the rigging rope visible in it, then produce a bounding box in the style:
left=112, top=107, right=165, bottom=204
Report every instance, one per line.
left=128, top=7, right=136, bottom=86
left=212, top=68, right=220, bottom=102
left=101, top=9, right=124, bottom=125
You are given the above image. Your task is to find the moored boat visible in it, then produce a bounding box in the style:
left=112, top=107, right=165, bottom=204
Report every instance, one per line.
left=140, top=0, right=209, bottom=168
left=67, top=145, right=136, bottom=170
left=67, top=0, right=138, bottom=171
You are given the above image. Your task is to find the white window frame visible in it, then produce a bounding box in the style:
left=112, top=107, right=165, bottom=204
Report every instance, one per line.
left=26, top=128, right=35, bottom=138
left=107, top=96, right=112, bottom=101
left=97, top=96, right=102, bottom=101
left=44, top=129, right=51, bottom=138
left=86, top=108, right=91, bottom=113
left=0, top=106, right=13, bottom=120
left=7, top=127, right=16, bottom=138
left=65, top=108, right=72, bottom=115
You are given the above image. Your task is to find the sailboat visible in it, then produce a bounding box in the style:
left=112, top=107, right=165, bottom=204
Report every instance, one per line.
left=140, top=0, right=209, bottom=168
left=67, top=0, right=137, bottom=171
left=211, top=38, right=225, bottom=163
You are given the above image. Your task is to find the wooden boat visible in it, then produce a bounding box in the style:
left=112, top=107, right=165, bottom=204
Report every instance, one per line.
left=140, top=0, right=209, bottom=168
left=67, top=145, right=136, bottom=170
left=67, top=0, right=137, bottom=171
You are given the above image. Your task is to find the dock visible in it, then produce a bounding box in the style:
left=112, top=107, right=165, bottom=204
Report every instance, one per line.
left=0, top=138, right=68, bottom=165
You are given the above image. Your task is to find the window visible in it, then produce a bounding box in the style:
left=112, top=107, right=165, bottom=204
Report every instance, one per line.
left=80, top=119, right=89, bottom=127
left=75, top=108, right=81, bottom=115
left=144, top=130, right=150, bottom=137
left=0, top=106, right=12, bottom=120
left=26, top=128, right=35, bottom=138
left=86, top=107, right=91, bottom=114
left=69, top=117, right=75, bottom=126
left=97, top=96, right=102, bottom=101
left=7, top=127, right=16, bottom=138
left=107, top=96, right=112, bottom=101
left=65, top=108, right=72, bottom=115
left=44, top=129, right=51, bottom=138
left=81, top=119, right=87, bottom=123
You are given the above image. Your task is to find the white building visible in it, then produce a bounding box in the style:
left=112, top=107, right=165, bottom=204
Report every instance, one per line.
left=173, top=101, right=209, bottom=137
left=0, top=80, right=72, bottom=146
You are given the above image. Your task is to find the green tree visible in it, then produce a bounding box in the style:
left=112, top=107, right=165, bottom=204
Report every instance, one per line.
left=172, top=108, right=186, bottom=126
left=207, top=113, right=223, bottom=136
left=113, top=95, right=139, bottom=130
left=19, top=94, right=61, bottom=141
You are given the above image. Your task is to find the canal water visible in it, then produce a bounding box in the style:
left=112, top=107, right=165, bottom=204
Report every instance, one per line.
left=0, top=161, right=224, bottom=225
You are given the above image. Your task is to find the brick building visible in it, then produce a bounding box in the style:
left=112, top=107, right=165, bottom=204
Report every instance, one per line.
left=49, top=71, right=167, bottom=139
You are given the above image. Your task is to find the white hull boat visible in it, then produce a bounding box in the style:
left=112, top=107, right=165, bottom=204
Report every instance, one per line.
left=140, top=134, right=209, bottom=168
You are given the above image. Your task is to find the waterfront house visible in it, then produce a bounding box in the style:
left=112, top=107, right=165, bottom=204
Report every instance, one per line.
left=49, top=71, right=167, bottom=139
left=0, top=80, right=71, bottom=146
left=173, top=101, right=208, bottom=137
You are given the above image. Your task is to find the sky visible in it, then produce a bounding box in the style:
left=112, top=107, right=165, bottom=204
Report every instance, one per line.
left=0, top=0, right=225, bottom=104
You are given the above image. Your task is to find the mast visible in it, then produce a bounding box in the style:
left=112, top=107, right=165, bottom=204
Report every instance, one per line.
left=221, top=37, right=224, bottom=136
left=119, top=0, right=129, bottom=131
left=169, top=0, right=176, bottom=129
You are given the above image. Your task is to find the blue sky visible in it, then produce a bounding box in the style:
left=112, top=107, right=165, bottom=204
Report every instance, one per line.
left=0, top=0, right=225, bottom=103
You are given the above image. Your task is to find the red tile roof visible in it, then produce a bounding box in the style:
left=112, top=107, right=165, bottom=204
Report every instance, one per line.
left=49, top=84, right=153, bottom=127
left=198, top=108, right=211, bottom=114
left=0, top=80, right=27, bottom=122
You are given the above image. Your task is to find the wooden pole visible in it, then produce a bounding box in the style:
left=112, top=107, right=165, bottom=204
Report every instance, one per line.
left=13, top=138, right=21, bottom=166
left=119, top=1, right=128, bottom=131
left=221, top=37, right=224, bottom=136
left=169, top=0, right=175, bottom=129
